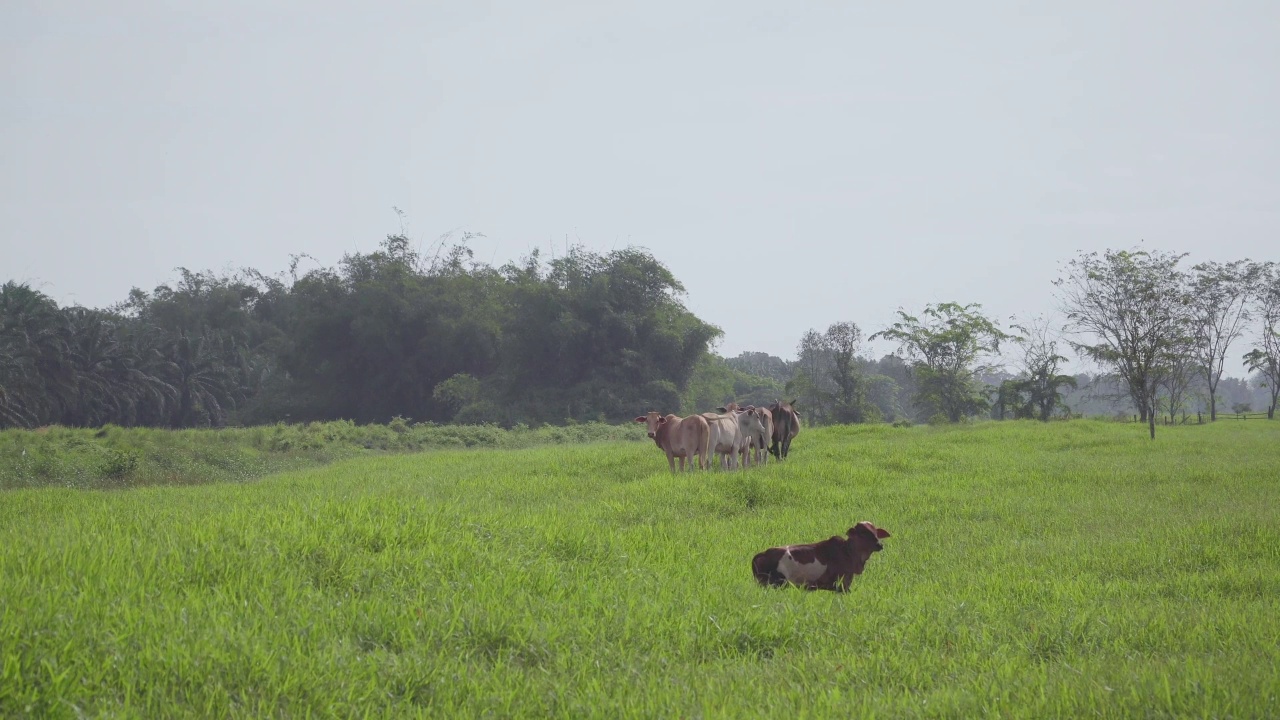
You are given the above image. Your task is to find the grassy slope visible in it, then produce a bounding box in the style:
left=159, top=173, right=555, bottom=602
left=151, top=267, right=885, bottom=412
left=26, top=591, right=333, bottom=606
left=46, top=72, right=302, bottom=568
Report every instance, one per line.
left=2, top=420, right=1278, bottom=718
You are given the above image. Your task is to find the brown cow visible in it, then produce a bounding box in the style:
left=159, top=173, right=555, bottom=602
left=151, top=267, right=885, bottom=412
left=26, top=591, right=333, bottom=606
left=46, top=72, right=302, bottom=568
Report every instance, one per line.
left=751, top=521, right=891, bottom=592
left=634, top=411, right=711, bottom=472
left=768, top=398, right=800, bottom=460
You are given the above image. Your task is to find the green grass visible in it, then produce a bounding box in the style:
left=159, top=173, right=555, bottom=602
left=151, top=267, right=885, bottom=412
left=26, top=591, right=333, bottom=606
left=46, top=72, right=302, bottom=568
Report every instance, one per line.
left=2, top=420, right=1278, bottom=718
left=0, top=419, right=646, bottom=490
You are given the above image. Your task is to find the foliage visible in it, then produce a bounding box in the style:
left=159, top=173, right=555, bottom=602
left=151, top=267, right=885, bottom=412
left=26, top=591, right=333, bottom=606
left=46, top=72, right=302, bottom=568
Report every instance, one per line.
left=0, top=237, right=721, bottom=429
left=724, top=351, right=794, bottom=384
left=3, top=421, right=1279, bottom=716
left=870, top=302, right=1011, bottom=422
left=1187, top=260, right=1262, bottom=420
left=994, top=316, right=1078, bottom=421
left=1055, top=248, right=1194, bottom=439
left=1243, top=262, right=1280, bottom=419
left=680, top=355, right=784, bottom=414
left=785, top=324, right=896, bottom=424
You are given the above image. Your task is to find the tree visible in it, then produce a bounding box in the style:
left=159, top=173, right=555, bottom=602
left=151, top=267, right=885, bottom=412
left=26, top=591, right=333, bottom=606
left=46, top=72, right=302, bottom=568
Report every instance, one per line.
left=1243, top=263, right=1280, bottom=419
left=1006, top=316, right=1078, bottom=421
left=1187, top=260, right=1260, bottom=420
left=823, top=322, right=868, bottom=423
left=869, top=302, right=1010, bottom=422
left=1055, top=248, right=1193, bottom=439
left=787, top=329, right=834, bottom=424
left=1157, top=352, right=1198, bottom=424
left=724, top=352, right=793, bottom=384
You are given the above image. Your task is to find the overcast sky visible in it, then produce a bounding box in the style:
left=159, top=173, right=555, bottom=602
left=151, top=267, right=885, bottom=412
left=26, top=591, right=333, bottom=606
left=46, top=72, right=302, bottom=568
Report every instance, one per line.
left=4, top=2, right=1277, bottom=367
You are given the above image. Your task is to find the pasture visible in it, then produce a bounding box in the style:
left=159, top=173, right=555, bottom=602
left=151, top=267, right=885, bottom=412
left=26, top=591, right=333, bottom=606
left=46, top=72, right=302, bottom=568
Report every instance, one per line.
left=2, top=420, right=1278, bottom=718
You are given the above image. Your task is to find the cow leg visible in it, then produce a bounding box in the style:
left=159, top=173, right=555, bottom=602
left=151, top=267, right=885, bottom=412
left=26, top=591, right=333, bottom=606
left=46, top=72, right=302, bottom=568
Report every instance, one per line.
left=667, top=452, right=677, bottom=473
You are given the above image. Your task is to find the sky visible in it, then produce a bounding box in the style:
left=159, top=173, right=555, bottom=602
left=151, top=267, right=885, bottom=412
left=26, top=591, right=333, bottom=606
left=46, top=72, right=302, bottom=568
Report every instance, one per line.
left=3, top=1, right=1278, bottom=368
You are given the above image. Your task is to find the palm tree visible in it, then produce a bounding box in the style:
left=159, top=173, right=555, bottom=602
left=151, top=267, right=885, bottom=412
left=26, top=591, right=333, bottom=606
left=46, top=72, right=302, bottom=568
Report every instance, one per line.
left=159, top=330, right=242, bottom=427
left=0, top=282, right=76, bottom=427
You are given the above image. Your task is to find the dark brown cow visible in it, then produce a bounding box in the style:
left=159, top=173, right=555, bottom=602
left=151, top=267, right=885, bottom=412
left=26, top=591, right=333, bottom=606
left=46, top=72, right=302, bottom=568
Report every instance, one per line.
left=768, top=399, right=801, bottom=459
left=634, top=411, right=711, bottom=472
left=751, top=521, right=891, bottom=592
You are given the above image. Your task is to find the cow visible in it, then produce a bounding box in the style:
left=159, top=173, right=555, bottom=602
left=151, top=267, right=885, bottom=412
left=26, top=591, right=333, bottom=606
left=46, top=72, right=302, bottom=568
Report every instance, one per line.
left=768, top=399, right=801, bottom=460
left=751, top=521, right=891, bottom=592
left=634, top=411, right=710, bottom=472
left=701, top=411, right=748, bottom=469
left=716, top=403, right=773, bottom=467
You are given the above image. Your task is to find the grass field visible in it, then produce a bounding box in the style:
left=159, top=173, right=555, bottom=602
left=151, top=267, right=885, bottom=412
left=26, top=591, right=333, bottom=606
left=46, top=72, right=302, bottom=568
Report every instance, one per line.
left=3, top=420, right=1278, bottom=718
left=0, top=420, right=645, bottom=491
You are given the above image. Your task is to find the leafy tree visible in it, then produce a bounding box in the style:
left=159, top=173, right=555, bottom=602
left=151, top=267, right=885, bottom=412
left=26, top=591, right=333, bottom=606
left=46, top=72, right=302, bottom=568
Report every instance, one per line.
left=1243, top=263, right=1280, bottom=419
left=0, top=282, right=75, bottom=427
left=1187, top=260, right=1261, bottom=420
left=869, top=302, right=1010, bottom=422
left=1157, top=352, right=1199, bottom=424
left=823, top=322, right=867, bottom=423
left=1005, top=316, right=1078, bottom=421
left=724, top=352, right=793, bottom=384
left=1055, top=248, right=1193, bottom=439
left=787, top=329, right=833, bottom=423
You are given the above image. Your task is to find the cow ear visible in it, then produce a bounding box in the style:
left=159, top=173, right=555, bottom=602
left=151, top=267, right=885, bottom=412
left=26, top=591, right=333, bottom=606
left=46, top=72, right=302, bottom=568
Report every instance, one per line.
left=851, top=522, right=890, bottom=539
left=634, top=416, right=646, bottom=423
left=715, top=406, right=727, bottom=413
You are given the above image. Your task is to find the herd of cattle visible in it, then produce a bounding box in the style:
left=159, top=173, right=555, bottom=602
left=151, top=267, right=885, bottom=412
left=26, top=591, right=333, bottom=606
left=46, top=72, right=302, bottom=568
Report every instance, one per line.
left=634, top=399, right=801, bottom=472
left=635, top=400, right=891, bottom=591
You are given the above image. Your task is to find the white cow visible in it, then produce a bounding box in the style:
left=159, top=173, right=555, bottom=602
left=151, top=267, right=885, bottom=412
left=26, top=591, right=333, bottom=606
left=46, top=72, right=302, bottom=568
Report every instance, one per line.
left=701, top=411, right=748, bottom=470
left=717, top=403, right=773, bottom=466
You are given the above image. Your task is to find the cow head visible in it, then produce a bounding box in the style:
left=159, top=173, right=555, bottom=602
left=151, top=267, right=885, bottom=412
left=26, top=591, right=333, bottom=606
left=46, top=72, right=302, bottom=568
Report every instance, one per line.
left=715, top=402, right=740, bottom=414
left=846, top=521, right=891, bottom=571
left=634, top=411, right=668, bottom=439
left=737, top=407, right=767, bottom=438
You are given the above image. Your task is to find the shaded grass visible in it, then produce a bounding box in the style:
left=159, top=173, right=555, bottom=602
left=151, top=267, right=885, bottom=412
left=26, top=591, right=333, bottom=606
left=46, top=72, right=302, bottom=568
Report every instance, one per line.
left=1, top=420, right=1278, bottom=717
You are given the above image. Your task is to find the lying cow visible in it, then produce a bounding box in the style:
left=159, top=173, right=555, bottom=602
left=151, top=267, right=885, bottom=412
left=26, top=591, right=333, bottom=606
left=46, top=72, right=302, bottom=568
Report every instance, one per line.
left=634, top=411, right=710, bottom=472
left=768, top=399, right=801, bottom=460
left=751, top=521, right=891, bottom=592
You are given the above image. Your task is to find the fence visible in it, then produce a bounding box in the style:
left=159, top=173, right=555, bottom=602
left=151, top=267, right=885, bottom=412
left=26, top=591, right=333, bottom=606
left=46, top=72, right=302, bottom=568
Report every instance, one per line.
left=1116, top=411, right=1274, bottom=424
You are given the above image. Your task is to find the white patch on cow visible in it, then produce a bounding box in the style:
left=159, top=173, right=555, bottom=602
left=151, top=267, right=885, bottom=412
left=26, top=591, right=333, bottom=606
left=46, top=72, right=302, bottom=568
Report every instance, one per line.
left=777, top=549, right=826, bottom=584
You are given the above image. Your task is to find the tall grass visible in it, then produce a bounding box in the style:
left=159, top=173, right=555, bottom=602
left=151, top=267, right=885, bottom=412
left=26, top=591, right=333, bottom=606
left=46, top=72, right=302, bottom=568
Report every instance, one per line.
left=0, top=420, right=646, bottom=490
left=2, top=420, right=1278, bottom=717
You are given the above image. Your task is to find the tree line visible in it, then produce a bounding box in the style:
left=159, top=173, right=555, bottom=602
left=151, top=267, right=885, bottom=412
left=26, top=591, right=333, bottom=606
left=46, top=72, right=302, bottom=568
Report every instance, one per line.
left=752, top=249, right=1280, bottom=437
left=1, top=236, right=719, bottom=429
left=3, top=238, right=1277, bottom=435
